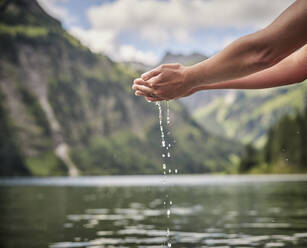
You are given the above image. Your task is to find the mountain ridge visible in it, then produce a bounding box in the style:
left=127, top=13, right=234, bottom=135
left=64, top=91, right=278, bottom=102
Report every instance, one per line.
left=0, top=0, right=240, bottom=176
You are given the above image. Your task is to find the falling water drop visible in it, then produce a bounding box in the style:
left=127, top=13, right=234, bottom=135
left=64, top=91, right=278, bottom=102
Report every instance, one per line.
left=167, top=209, right=171, bottom=217
left=167, top=152, right=171, bottom=157
left=167, top=101, right=170, bottom=125
left=163, top=163, right=166, bottom=170
left=175, top=169, right=178, bottom=174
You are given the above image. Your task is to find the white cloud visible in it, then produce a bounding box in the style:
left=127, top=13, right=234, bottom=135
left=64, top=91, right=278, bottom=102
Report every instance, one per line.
left=70, top=27, right=118, bottom=55
left=70, top=27, right=159, bottom=65
left=37, top=0, right=69, bottom=21
left=37, top=0, right=78, bottom=27
left=118, top=45, right=159, bottom=65
left=39, top=0, right=296, bottom=63
left=87, top=0, right=295, bottom=43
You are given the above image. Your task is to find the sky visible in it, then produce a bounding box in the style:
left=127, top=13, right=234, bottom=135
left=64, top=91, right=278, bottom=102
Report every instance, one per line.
left=37, top=0, right=295, bottom=65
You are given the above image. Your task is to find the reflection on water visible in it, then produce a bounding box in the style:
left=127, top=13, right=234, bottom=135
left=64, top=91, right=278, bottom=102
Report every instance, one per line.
left=0, top=175, right=307, bottom=248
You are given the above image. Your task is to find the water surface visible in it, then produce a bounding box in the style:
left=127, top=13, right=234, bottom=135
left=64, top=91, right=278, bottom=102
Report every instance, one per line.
left=1, top=175, right=307, bottom=248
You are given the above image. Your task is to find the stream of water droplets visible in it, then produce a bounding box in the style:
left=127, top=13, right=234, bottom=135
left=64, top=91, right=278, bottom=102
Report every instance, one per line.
left=155, top=101, right=177, bottom=248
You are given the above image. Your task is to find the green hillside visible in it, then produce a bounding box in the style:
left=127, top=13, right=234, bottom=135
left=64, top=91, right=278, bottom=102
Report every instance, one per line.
left=0, top=0, right=240, bottom=176
left=238, top=106, right=307, bottom=174
left=192, top=83, right=307, bottom=146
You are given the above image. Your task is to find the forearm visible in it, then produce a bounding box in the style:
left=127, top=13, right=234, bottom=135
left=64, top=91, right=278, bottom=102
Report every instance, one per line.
left=185, top=33, right=274, bottom=87
left=195, top=46, right=307, bottom=91
left=184, top=0, right=307, bottom=88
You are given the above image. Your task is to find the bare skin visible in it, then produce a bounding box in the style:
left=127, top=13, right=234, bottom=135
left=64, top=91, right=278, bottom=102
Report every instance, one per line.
left=132, top=0, right=307, bottom=102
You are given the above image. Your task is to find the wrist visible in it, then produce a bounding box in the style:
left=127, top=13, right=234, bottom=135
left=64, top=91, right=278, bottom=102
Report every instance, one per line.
left=183, top=64, right=208, bottom=88
left=183, top=65, right=197, bottom=88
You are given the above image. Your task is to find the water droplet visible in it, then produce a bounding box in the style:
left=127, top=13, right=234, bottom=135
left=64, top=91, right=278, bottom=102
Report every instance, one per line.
left=164, top=201, right=166, bottom=205
left=285, top=158, right=289, bottom=162
left=167, top=152, right=170, bottom=157
left=162, top=141, right=166, bottom=147
left=170, top=201, right=172, bottom=205
left=166, top=228, right=170, bottom=237
left=168, top=144, right=171, bottom=147
left=175, top=169, right=178, bottom=174
left=168, top=169, right=172, bottom=173
left=163, top=163, right=166, bottom=169
left=168, top=242, right=172, bottom=247
left=162, top=154, right=165, bottom=157
left=167, top=209, right=170, bottom=217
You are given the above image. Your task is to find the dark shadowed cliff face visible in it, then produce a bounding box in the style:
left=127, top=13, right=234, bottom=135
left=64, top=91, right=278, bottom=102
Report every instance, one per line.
left=0, top=0, right=241, bottom=176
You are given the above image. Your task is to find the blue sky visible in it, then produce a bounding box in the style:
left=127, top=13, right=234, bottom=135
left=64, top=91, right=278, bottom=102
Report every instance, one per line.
left=38, top=0, right=294, bottom=65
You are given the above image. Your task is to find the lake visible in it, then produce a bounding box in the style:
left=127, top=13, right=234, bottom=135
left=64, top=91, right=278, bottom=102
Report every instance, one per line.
left=1, top=175, right=307, bottom=248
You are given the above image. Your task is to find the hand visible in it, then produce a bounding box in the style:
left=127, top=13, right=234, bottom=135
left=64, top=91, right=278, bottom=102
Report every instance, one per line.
left=132, top=63, right=193, bottom=101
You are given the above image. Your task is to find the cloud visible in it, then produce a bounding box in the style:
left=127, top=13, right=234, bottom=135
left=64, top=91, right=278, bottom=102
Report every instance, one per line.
left=37, top=0, right=69, bottom=20
left=37, top=0, right=78, bottom=27
left=70, top=27, right=118, bottom=55
left=70, top=27, right=159, bottom=65
left=87, top=0, right=295, bottom=43
left=118, top=45, right=159, bottom=65
left=39, top=0, right=295, bottom=64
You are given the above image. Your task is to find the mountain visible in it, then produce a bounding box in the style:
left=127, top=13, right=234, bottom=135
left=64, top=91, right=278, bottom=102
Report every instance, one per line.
left=120, top=61, right=151, bottom=74
left=0, top=0, right=240, bottom=176
left=191, top=83, right=307, bottom=146
left=159, top=51, right=208, bottom=66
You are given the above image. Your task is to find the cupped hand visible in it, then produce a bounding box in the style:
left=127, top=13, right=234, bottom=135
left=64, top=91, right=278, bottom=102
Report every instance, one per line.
left=132, top=63, right=194, bottom=101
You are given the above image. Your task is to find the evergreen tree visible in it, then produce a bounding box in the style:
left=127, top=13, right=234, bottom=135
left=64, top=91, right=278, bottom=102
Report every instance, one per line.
left=239, top=144, right=259, bottom=173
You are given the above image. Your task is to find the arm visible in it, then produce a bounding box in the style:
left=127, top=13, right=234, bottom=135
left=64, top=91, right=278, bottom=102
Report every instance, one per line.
left=185, top=0, right=307, bottom=87
left=185, top=44, right=307, bottom=95
left=133, top=0, right=307, bottom=100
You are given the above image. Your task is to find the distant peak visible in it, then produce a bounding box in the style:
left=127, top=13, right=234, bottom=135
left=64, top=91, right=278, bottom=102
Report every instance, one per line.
left=158, top=51, right=208, bottom=66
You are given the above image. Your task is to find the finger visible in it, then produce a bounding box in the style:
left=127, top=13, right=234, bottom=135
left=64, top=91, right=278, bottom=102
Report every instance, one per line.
left=133, top=78, right=151, bottom=87
left=133, top=84, right=155, bottom=96
left=145, top=96, right=163, bottom=102
left=145, top=73, right=164, bottom=88
left=135, top=90, right=163, bottom=101
left=141, top=68, right=161, bottom=81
